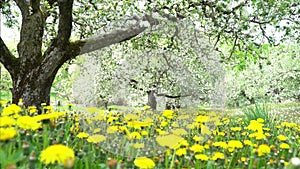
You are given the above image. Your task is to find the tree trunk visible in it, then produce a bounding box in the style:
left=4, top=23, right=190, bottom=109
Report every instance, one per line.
left=147, top=90, right=157, bottom=111
left=11, top=66, right=57, bottom=108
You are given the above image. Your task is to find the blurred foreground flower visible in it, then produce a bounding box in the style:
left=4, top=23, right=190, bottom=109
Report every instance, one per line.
left=40, top=144, right=75, bottom=166
left=17, top=116, right=41, bottom=130
left=134, top=157, right=155, bottom=169
left=0, top=127, right=17, bottom=141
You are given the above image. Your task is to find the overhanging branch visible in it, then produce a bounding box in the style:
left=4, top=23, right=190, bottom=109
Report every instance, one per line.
left=0, top=37, right=19, bottom=74
left=69, top=15, right=157, bottom=56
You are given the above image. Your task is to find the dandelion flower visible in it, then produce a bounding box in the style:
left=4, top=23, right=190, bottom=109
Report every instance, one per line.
left=195, top=154, right=209, bottom=161
left=1, top=104, right=22, bottom=116
left=162, top=110, right=173, bottom=119
left=279, top=143, right=290, bottom=149
left=17, top=116, right=41, bottom=130
left=277, top=135, right=287, bottom=141
left=134, top=157, right=155, bottom=169
left=156, top=134, right=184, bottom=149
left=40, top=144, right=75, bottom=165
left=76, top=132, right=89, bottom=139
left=213, top=141, right=228, bottom=149
left=175, top=148, right=187, bottom=156
left=257, top=144, right=271, bottom=156
left=0, top=116, right=16, bottom=127
left=211, top=152, right=225, bottom=160
left=190, top=144, right=204, bottom=153
left=0, top=127, right=17, bottom=141
left=87, top=134, right=106, bottom=143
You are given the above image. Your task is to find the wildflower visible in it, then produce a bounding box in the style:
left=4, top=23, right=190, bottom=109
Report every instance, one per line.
left=76, top=132, right=89, bottom=138
left=190, top=144, right=204, bottom=153
left=257, top=118, right=264, bottom=123
left=279, top=143, right=290, bottom=149
left=143, top=105, right=151, bottom=110
left=129, top=132, right=142, bottom=139
left=228, top=140, right=243, bottom=148
left=40, top=144, right=75, bottom=165
left=211, top=152, right=225, bottom=160
left=132, top=143, right=144, bottom=149
left=179, top=139, right=189, bottom=147
left=240, top=157, right=247, bottom=162
left=201, top=124, right=212, bottom=135
left=156, top=134, right=184, bottom=149
left=93, top=128, right=101, bottom=133
left=87, top=134, right=106, bottom=143
left=195, top=115, right=209, bottom=123
left=246, top=120, right=264, bottom=132
left=257, top=144, right=271, bottom=156
left=141, top=130, right=148, bottom=136
left=156, top=129, right=166, bottom=135
left=134, top=157, right=155, bottom=169
left=193, top=135, right=204, bottom=142
left=0, top=116, right=16, bottom=127
left=171, top=128, right=187, bottom=136
left=1, top=104, right=22, bottom=116
left=160, top=121, right=168, bottom=127
left=162, top=110, right=174, bottom=119
left=107, top=126, right=118, bottom=134
left=277, top=135, right=287, bottom=141
left=230, top=127, right=242, bottom=131
left=195, top=154, right=209, bottom=161
left=86, top=107, right=99, bottom=114
left=0, top=127, right=17, bottom=141
left=244, top=140, right=254, bottom=147
left=212, top=141, right=228, bottom=149
left=27, top=106, right=38, bottom=114
left=175, top=148, right=187, bottom=156
left=17, top=116, right=41, bottom=130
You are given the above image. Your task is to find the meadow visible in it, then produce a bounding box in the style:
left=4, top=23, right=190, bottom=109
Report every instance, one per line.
left=0, top=100, right=299, bottom=169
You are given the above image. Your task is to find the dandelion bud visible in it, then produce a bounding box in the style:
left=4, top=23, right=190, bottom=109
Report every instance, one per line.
left=107, top=158, right=118, bottom=169
left=22, top=142, right=30, bottom=156
left=63, top=157, right=75, bottom=169
left=29, top=151, right=36, bottom=169
left=6, top=164, right=17, bottom=169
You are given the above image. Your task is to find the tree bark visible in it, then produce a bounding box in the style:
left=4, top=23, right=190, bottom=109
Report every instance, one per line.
left=147, top=90, right=157, bottom=111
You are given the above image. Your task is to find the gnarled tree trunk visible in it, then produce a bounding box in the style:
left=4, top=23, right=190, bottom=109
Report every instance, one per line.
left=0, top=0, right=154, bottom=108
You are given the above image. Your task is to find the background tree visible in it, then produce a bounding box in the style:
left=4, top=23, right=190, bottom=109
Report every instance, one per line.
left=0, top=0, right=299, bottom=108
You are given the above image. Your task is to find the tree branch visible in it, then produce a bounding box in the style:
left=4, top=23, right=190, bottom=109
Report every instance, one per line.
left=70, top=15, right=156, bottom=56
left=57, top=0, right=73, bottom=45
left=0, top=37, right=19, bottom=75
left=14, top=0, right=29, bottom=15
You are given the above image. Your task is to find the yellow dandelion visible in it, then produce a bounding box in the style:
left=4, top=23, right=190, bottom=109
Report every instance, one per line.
left=134, top=157, right=155, bottom=169
left=211, top=152, right=225, bottom=161
left=175, top=148, right=187, bottom=156
left=40, top=144, right=75, bottom=165
left=279, top=143, right=290, bottom=149
left=162, top=110, right=174, bottom=119
left=257, top=144, right=271, bottom=156
left=1, top=104, right=22, bottom=116
left=156, top=134, right=184, bottom=149
left=195, top=154, right=209, bottom=161
left=230, top=127, right=242, bottom=131
left=171, top=128, right=187, bottom=136
left=0, top=116, right=16, bottom=127
left=277, top=135, right=287, bottom=141
left=190, top=144, right=204, bottom=153
left=212, top=141, right=228, bottom=149
left=76, top=132, right=89, bottom=139
left=17, top=116, right=41, bottom=130
left=0, top=127, right=17, bottom=141
left=87, top=134, right=106, bottom=143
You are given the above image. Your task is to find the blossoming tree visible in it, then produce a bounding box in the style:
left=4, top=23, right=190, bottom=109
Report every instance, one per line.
left=0, top=0, right=299, bottom=108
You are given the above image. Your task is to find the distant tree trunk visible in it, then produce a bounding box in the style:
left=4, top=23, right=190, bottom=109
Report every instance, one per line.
left=147, top=90, right=157, bottom=110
